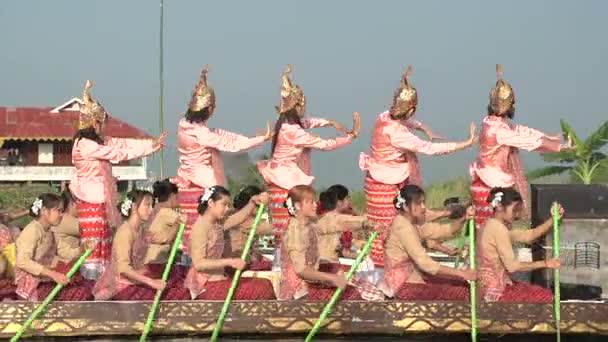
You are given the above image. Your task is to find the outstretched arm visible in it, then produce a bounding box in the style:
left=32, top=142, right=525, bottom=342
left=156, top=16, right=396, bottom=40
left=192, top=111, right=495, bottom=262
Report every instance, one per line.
left=204, top=127, right=267, bottom=153
left=302, top=117, right=332, bottom=129
left=510, top=203, right=564, bottom=244
left=292, top=126, right=353, bottom=151
left=496, top=124, right=563, bottom=153
left=405, top=119, right=446, bottom=141
left=80, top=138, right=159, bottom=163
left=390, top=122, right=475, bottom=155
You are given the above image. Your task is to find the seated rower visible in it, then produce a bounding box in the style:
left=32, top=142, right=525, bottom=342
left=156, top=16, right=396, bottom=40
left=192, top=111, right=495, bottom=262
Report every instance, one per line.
left=478, top=187, right=561, bottom=303
left=185, top=186, right=276, bottom=300
left=279, top=185, right=361, bottom=301
left=317, top=184, right=372, bottom=271
left=143, top=179, right=183, bottom=272
left=424, top=197, right=470, bottom=257
left=15, top=194, right=93, bottom=301
left=0, top=223, right=17, bottom=300
left=0, top=208, right=26, bottom=300
left=93, top=190, right=186, bottom=301
left=52, top=190, right=82, bottom=264
left=224, top=186, right=273, bottom=271
left=381, top=185, right=476, bottom=300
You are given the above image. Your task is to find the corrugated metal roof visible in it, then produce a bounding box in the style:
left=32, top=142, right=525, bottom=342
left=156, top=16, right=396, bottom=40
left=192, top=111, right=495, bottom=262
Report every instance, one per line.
left=0, top=107, right=153, bottom=141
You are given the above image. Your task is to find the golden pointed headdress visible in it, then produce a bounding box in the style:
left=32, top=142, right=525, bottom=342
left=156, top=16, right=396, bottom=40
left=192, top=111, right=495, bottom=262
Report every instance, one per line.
left=489, top=64, right=515, bottom=115
left=78, top=80, right=108, bottom=130
left=276, top=65, right=306, bottom=115
left=189, top=65, right=216, bottom=112
left=390, top=66, right=418, bottom=118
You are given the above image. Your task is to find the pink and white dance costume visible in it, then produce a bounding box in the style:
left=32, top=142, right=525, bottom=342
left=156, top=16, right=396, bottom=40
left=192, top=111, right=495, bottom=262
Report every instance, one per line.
left=359, top=67, right=467, bottom=266
left=70, top=81, right=161, bottom=280
left=174, top=66, right=267, bottom=260
left=258, top=65, right=354, bottom=243
left=469, top=65, right=567, bottom=229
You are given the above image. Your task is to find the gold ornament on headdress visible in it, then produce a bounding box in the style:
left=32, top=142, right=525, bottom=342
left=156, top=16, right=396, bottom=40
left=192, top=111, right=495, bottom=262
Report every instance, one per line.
left=489, top=64, right=515, bottom=115
left=276, top=64, right=306, bottom=115
left=390, top=66, right=418, bottom=118
left=79, top=80, right=108, bottom=130
left=189, top=65, right=216, bottom=112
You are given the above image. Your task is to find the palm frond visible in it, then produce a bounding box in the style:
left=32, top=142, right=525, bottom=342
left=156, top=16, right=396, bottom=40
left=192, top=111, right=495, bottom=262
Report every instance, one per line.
left=526, top=165, right=572, bottom=180
left=584, top=120, right=608, bottom=151
left=542, top=151, right=576, bottom=163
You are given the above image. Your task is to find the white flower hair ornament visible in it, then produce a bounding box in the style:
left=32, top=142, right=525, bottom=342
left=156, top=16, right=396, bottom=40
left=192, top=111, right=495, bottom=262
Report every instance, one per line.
left=121, top=197, right=134, bottom=216
left=285, top=197, right=296, bottom=216
left=200, top=187, right=216, bottom=204
left=395, top=192, right=407, bottom=209
left=491, top=192, right=504, bottom=208
left=31, top=198, right=43, bottom=215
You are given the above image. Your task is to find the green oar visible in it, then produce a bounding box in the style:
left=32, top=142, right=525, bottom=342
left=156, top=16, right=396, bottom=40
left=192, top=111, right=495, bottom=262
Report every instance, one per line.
left=139, top=222, right=186, bottom=342
left=552, top=204, right=561, bottom=342
left=305, top=231, right=379, bottom=342
left=210, top=204, right=266, bottom=342
left=468, top=219, right=477, bottom=342
left=11, top=248, right=93, bottom=342
left=454, top=221, right=468, bottom=268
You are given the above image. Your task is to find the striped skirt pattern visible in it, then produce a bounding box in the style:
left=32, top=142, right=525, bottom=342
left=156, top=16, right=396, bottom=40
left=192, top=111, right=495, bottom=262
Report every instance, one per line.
left=364, top=173, right=404, bottom=267
left=177, top=187, right=205, bottom=258
left=77, top=201, right=112, bottom=280
left=268, top=184, right=290, bottom=245
left=471, top=177, right=493, bottom=230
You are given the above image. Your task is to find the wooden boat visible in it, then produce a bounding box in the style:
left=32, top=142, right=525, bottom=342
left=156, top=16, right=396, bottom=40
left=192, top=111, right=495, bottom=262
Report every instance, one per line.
left=1, top=299, right=607, bottom=338
left=2, top=246, right=606, bottom=339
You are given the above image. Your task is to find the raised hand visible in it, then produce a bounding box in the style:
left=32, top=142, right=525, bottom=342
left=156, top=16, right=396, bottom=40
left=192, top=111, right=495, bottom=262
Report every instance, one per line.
left=153, top=132, right=168, bottom=150
left=330, top=120, right=349, bottom=134
left=263, top=122, right=273, bottom=141
left=350, top=112, right=361, bottom=138
left=467, top=122, right=478, bottom=145
left=561, top=134, right=575, bottom=151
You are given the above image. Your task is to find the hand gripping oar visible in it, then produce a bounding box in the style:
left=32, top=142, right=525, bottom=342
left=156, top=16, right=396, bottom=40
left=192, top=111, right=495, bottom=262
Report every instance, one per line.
left=454, top=221, right=468, bottom=268
left=11, top=248, right=93, bottom=342
left=552, top=204, right=561, bottom=342
left=210, top=204, right=266, bottom=342
left=139, top=222, right=186, bottom=342
left=305, top=231, right=379, bottom=342
left=467, top=219, right=477, bottom=342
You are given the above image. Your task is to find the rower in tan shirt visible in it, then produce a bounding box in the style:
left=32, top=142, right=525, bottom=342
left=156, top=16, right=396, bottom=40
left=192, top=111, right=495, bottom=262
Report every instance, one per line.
left=477, top=187, right=562, bottom=302
left=184, top=185, right=275, bottom=300
left=381, top=184, right=476, bottom=300
left=143, top=179, right=183, bottom=265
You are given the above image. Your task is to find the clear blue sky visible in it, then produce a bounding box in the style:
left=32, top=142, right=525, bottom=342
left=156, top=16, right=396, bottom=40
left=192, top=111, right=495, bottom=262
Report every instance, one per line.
left=1, top=0, right=606, bottom=188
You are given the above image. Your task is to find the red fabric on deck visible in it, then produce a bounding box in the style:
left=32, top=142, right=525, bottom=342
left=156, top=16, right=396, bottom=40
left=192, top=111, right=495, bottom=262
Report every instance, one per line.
left=306, top=283, right=362, bottom=300
left=395, top=282, right=470, bottom=301
left=112, top=264, right=189, bottom=301
left=248, top=257, right=273, bottom=271
left=0, top=279, right=17, bottom=300
left=196, top=277, right=276, bottom=300
left=495, top=281, right=553, bottom=303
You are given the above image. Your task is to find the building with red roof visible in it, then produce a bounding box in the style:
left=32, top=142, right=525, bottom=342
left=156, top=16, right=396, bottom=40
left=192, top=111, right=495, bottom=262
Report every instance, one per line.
left=0, top=98, right=152, bottom=183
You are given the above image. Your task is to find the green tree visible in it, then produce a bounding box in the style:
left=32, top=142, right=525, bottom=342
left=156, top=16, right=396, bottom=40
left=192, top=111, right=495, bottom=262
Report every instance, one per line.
left=527, top=119, right=608, bottom=184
